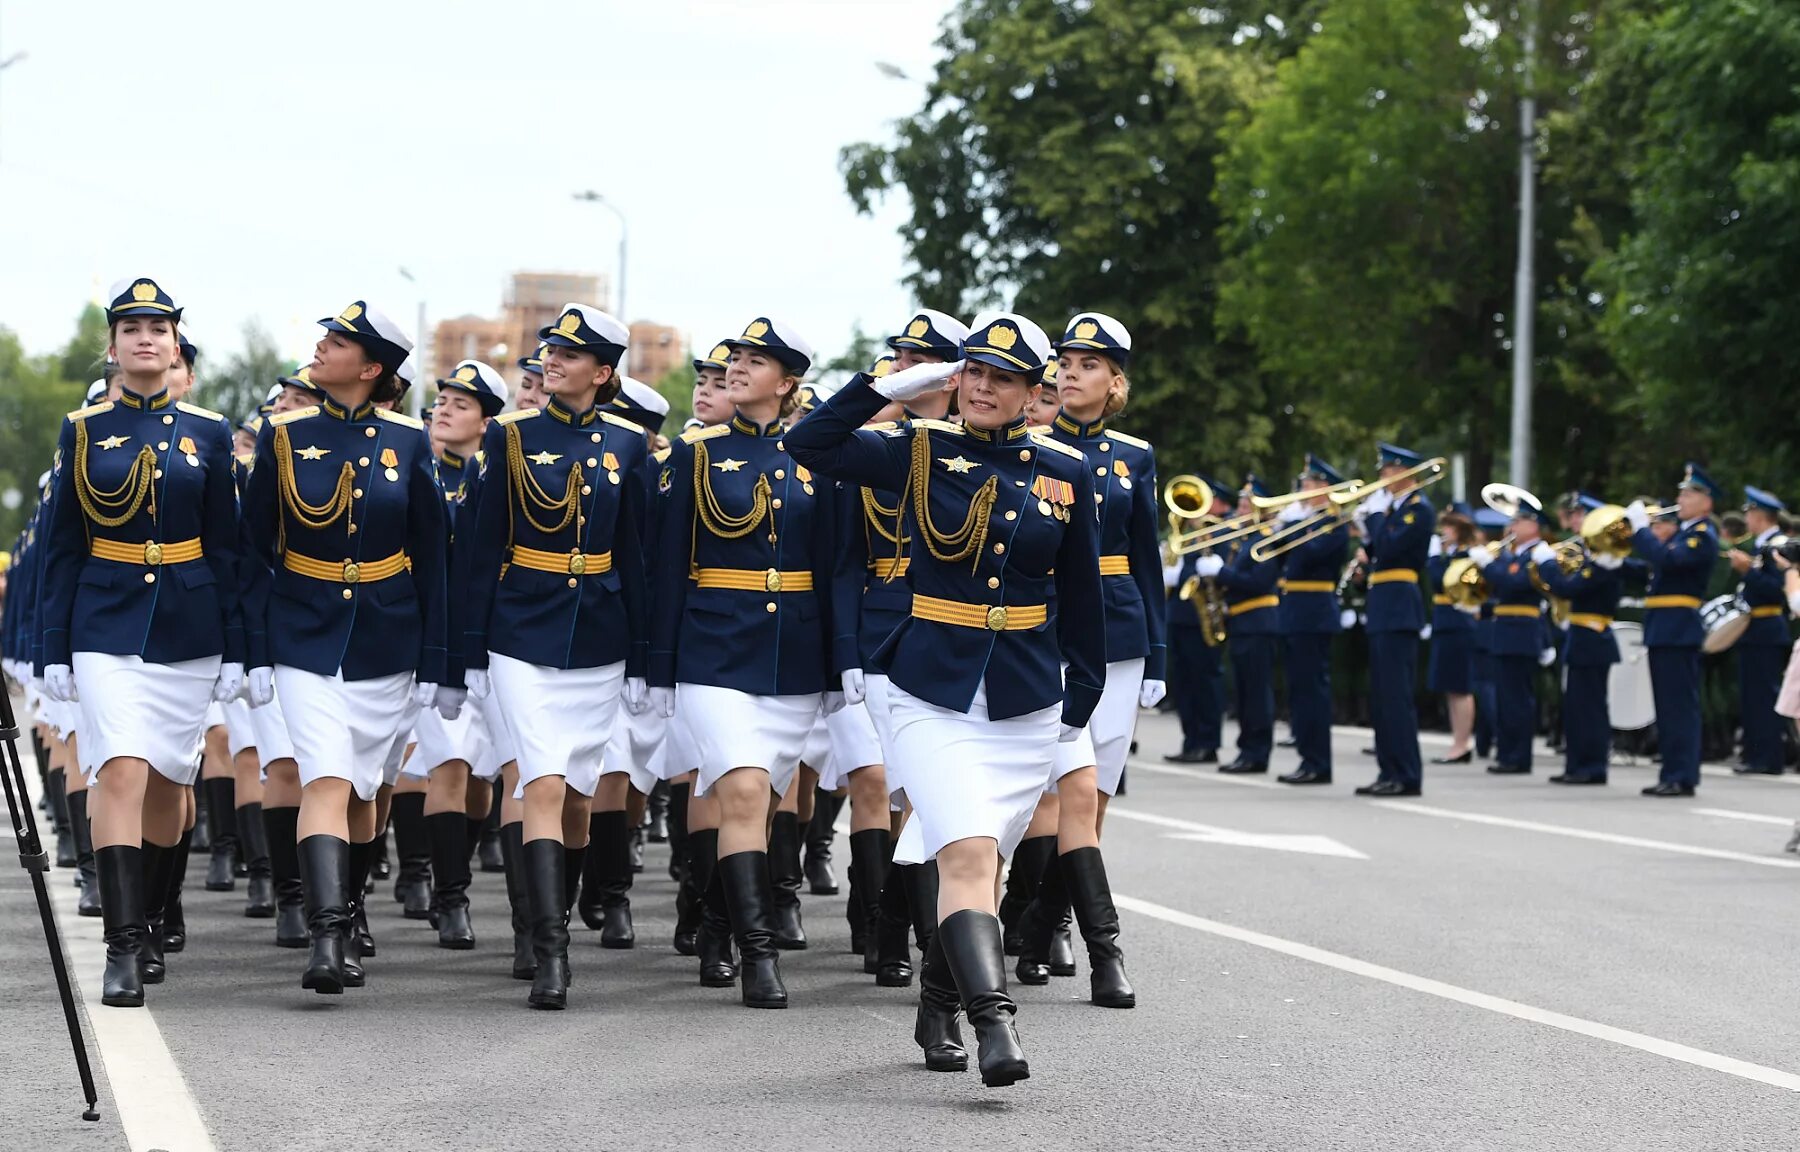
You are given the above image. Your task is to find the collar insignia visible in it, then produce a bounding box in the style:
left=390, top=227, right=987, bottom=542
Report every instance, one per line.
left=713, top=458, right=746, bottom=472
left=940, top=456, right=979, bottom=474
left=296, top=445, right=329, bottom=461
left=527, top=450, right=563, bottom=466
left=98, top=435, right=129, bottom=451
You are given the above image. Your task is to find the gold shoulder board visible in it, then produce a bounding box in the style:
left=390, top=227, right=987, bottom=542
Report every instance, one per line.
left=1104, top=429, right=1150, bottom=450
left=600, top=411, right=647, bottom=436
left=495, top=408, right=540, bottom=426
left=863, top=420, right=899, bottom=433
left=270, top=405, right=320, bottom=426
left=1028, top=432, right=1086, bottom=462
left=653, top=447, right=672, bottom=464
left=176, top=401, right=226, bottom=422
left=910, top=418, right=964, bottom=435
left=374, top=408, right=425, bottom=429
left=680, top=424, right=731, bottom=444
left=68, top=401, right=114, bottom=421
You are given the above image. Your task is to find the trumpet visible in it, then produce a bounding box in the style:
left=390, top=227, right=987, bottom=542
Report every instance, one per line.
left=1327, top=457, right=1448, bottom=509
left=1441, top=483, right=1544, bottom=608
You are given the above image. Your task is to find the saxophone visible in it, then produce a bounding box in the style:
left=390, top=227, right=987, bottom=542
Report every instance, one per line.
left=1178, top=550, right=1230, bottom=648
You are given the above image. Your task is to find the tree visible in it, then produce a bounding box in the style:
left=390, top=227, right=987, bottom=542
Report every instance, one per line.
left=0, top=326, right=84, bottom=543
left=196, top=321, right=290, bottom=426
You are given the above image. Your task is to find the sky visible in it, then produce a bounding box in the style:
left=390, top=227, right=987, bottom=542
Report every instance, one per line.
left=0, top=0, right=956, bottom=370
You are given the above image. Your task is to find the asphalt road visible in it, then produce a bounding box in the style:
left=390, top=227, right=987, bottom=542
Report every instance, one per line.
left=6, top=708, right=1800, bottom=1152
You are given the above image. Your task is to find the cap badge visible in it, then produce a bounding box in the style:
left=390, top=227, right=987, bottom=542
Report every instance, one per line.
left=555, top=311, right=582, bottom=337
left=906, top=317, right=929, bottom=338
left=455, top=366, right=477, bottom=382
left=988, top=325, right=1017, bottom=351
left=745, top=320, right=770, bottom=340
left=132, top=280, right=159, bottom=303
left=337, top=303, right=363, bottom=327
left=1073, top=320, right=1098, bottom=341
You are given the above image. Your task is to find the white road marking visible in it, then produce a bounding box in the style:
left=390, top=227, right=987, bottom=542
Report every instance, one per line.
left=1127, top=759, right=1283, bottom=790
left=1372, top=800, right=1800, bottom=871
left=1693, top=807, right=1795, bottom=827
left=1114, top=892, right=1800, bottom=1093
left=1700, top=766, right=1800, bottom=786
left=9, top=732, right=218, bottom=1152
left=1107, top=805, right=1366, bottom=859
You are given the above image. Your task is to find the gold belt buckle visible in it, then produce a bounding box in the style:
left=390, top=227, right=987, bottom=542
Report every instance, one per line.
left=765, top=568, right=783, bottom=593
left=986, top=605, right=1008, bottom=631
left=342, top=560, right=361, bottom=584
left=143, top=541, right=163, bottom=566
left=569, top=553, right=588, bottom=576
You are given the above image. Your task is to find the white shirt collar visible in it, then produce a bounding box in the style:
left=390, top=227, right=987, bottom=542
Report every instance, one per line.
left=1756, top=526, right=1780, bottom=546
left=1680, top=517, right=1705, bottom=530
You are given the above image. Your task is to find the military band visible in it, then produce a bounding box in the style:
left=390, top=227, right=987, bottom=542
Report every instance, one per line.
left=8, top=275, right=1800, bottom=1094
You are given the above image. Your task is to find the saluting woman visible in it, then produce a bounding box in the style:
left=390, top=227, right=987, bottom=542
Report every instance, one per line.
left=462, top=304, right=649, bottom=1010
left=38, top=278, right=246, bottom=1007
left=1012, top=313, right=1158, bottom=1010
left=648, top=316, right=838, bottom=1010
left=242, top=300, right=449, bottom=995
left=789, top=312, right=1106, bottom=1087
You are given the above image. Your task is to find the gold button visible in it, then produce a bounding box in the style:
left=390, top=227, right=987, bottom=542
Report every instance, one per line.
left=776, top=441, right=785, bottom=451
left=775, top=469, right=786, bottom=480
left=1015, top=480, right=1026, bottom=487
left=154, top=469, right=164, bottom=479
left=158, top=441, right=169, bottom=451
left=143, top=573, right=156, bottom=584
left=1099, top=443, right=1111, bottom=452
left=568, top=578, right=579, bottom=588
left=1019, top=450, right=1031, bottom=461
left=987, top=577, right=1000, bottom=589
left=161, top=415, right=174, bottom=425
left=993, top=543, right=1005, bottom=554
left=591, top=432, right=602, bottom=442
left=582, top=484, right=593, bottom=495
left=359, top=456, right=370, bottom=466
left=342, top=588, right=353, bottom=599
left=366, top=428, right=377, bottom=437
left=765, top=602, right=777, bottom=613
left=353, top=488, right=364, bottom=498
left=772, top=498, right=783, bottom=509
left=1096, top=467, right=1106, bottom=476
left=1005, top=510, right=1017, bottom=521
left=348, top=524, right=358, bottom=535
left=587, top=457, right=598, bottom=467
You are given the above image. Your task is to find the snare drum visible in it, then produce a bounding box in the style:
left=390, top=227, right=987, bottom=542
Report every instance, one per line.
left=1700, top=594, right=1750, bottom=655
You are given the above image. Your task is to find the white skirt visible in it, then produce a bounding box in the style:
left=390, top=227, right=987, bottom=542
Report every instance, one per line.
left=275, top=666, right=413, bottom=802
left=819, top=698, right=883, bottom=791
left=247, top=685, right=296, bottom=769
left=72, top=652, right=219, bottom=787
left=601, top=705, right=664, bottom=795
left=221, top=696, right=258, bottom=759
left=406, top=700, right=500, bottom=783
left=474, top=687, right=515, bottom=780
left=491, top=652, right=624, bottom=798
left=1051, top=658, right=1142, bottom=796
left=678, top=683, right=820, bottom=799
left=383, top=701, right=422, bottom=787
left=886, top=682, right=1059, bottom=866
left=659, top=705, right=701, bottom=781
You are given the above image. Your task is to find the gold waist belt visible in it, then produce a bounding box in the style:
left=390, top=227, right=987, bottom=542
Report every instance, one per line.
left=1098, top=555, right=1131, bottom=576
left=1368, top=570, right=1418, bottom=586
left=511, top=546, right=613, bottom=576
left=911, top=594, right=1047, bottom=632
left=1281, top=580, right=1335, bottom=593
left=1750, top=606, right=1785, bottom=619
left=1228, top=595, right=1279, bottom=617
left=694, top=567, right=814, bottom=593
left=284, top=550, right=408, bottom=585
left=89, top=537, right=202, bottom=566
left=870, top=557, right=910, bottom=579
left=1567, top=613, right=1613, bottom=632
left=1643, top=595, right=1702, bottom=610
left=1493, top=605, right=1543, bottom=619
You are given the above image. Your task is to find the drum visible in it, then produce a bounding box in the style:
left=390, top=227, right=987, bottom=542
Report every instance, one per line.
left=1701, top=594, right=1750, bottom=655
left=1609, top=621, right=1655, bottom=731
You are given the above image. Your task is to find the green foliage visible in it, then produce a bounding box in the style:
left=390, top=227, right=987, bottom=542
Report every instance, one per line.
left=652, top=361, right=695, bottom=427
left=0, top=323, right=85, bottom=543
left=195, top=322, right=289, bottom=428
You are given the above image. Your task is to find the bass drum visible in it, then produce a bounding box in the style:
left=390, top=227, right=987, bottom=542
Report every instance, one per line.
left=1701, top=594, right=1751, bottom=655
left=1609, top=621, right=1655, bottom=731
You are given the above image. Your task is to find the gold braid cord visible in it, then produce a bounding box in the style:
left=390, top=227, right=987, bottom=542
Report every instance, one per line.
left=273, top=423, right=356, bottom=555
left=504, top=424, right=583, bottom=544
left=908, top=429, right=996, bottom=575
left=693, top=440, right=771, bottom=541
left=73, top=420, right=158, bottom=529
left=862, top=487, right=910, bottom=583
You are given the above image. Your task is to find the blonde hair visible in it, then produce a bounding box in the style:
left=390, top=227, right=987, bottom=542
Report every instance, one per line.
left=1101, top=356, right=1131, bottom=419
left=777, top=375, right=805, bottom=418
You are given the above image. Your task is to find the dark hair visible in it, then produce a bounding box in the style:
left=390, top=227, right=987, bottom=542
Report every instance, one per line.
left=1441, top=514, right=1476, bottom=547
left=595, top=362, right=622, bottom=406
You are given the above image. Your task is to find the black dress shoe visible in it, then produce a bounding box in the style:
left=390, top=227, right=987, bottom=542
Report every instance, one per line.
left=1219, top=759, right=1268, bottom=775
left=1549, top=774, right=1606, bottom=785
left=1487, top=764, right=1531, bottom=775
left=1163, top=749, right=1217, bottom=764
left=1733, top=765, right=1784, bottom=776
left=1276, top=735, right=1297, bottom=748
left=1360, top=745, right=1376, bottom=756
left=1277, top=769, right=1332, bottom=785
left=1430, top=750, right=1473, bottom=765
left=1362, top=781, right=1421, bottom=797
left=1641, top=782, right=1695, bottom=797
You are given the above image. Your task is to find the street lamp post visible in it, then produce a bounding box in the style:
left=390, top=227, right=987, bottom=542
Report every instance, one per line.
left=398, top=267, right=426, bottom=420
left=571, top=191, right=628, bottom=362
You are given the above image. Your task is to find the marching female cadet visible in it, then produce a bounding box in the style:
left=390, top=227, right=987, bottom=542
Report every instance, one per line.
left=461, top=305, right=648, bottom=1009
left=37, top=278, right=245, bottom=1007
left=647, top=316, right=837, bottom=1010
left=1352, top=443, right=1435, bottom=797
left=243, top=300, right=448, bottom=994
left=1012, top=313, right=1159, bottom=1010
left=1275, top=455, right=1350, bottom=785
left=1198, top=476, right=1280, bottom=774
left=1626, top=465, right=1720, bottom=796
left=1426, top=507, right=1479, bottom=765
left=513, top=343, right=547, bottom=412
left=789, top=312, right=1106, bottom=1088
left=1533, top=523, right=1624, bottom=783
left=409, top=360, right=509, bottom=949
left=1731, top=486, right=1790, bottom=774
left=1469, top=504, right=1550, bottom=774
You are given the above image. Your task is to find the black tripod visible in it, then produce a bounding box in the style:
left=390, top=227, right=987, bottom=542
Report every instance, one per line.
left=0, top=676, right=100, bottom=1121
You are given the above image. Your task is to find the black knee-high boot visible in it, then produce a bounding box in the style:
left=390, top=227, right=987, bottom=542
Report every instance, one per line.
left=389, top=791, right=431, bottom=919
left=69, top=790, right=101, bottom=917
left=499, top=822, right=534, bottom=980
left=645, top=779, right=671, bottom=843
left=236, top=802, right=275, bottom=917
left=848, top=828, right=891, bottom=977
left=1000, top=835, right=1053, bottom=956
left=803, top=788, right=842, bottom=895
left=1016, top=850, right=1074, bottom=984
left=138, top=841, right=174, bottom=984
left=428, top=812, right=475, bottom=949
left=717, top=850, right=788, bottom=1008
left=475, top=792, right=504, bottom=873
left=593, top=809, right=635, bottom=948
left=915, top=925, right=968, bottom=1072
left=690, top=830, right=736, bottom=985
left=768, top=811, right=807, bottom=950
left=902, top=860, right=939, bottom=956
left=96, top=844, right=147, bottom=1007
left=343, top=839, right=375, bottom=987
left=666, top=781, right=691, bottom=885
left=875, top=857, right=915, bottom=987
left=1061, top=847, right=1135, bottom=1008
left=202, top=777, right=238, bottom=891
left=939, top=910, right=1028, bottom=1087
left=524, top=838, right=569, bottom=1009
left=162, top=826, right=192, bottom=953
left=562, top=843, right=586, bottom=927
left=297, top=835, right=350, bottom=994
left=263, top=806, right=306, bottom=947
left=576, top=812, right=607, bottom=930
left=47, top=767, right=75, bottom=868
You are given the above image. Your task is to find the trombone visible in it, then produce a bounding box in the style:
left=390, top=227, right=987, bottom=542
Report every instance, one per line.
left=1250, top=462, right=1447, bottom=563
left=1326, top=457, right=1449, bottom=509
left=1247, top=478, right=1365, bottom=562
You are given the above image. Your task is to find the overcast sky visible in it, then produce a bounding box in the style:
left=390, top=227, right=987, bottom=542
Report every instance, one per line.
left=0, top=0, right=954, bottom=370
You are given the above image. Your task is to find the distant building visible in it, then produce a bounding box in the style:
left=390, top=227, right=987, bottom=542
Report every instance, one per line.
left=503, top=271, right=609, bottom=368
left=627, top=321, right=685, bottom=384
left=430, top=271, right=669, bottom=388
left=430, top=315, right=509, bottom=383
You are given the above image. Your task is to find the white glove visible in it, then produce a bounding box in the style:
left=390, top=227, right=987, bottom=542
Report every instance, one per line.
left=1360, top=489, right=1394, bottom=517
left=649, top=686, right=676, bottom=719
left=1138, top=679, right=1167, bottom=709
left=1469, top=545, right=1495, bottom=569
left=44, top=664, right=76, bottom=703
left=841, top=668, right=866, bottom=705
left=434, top=685, right=466, bottom=721
left=1538, top=647, right=1558, bottom=668
left=1420, top=624, right=1433, bottom=642
left=413, top=681, right=439, bottom=709
left=1625, top=499, right=1649, bottom=532
left=1277, top=501, right=1310, bottom=524
left=248, top=666, right=274, bottom=707
left=1428, top=534, right=1444, bottom=558
left=212, top=661, right=245, bottom=702
left=466, top=669, right=491, bottom=700
left=1339, top=608, right=1358, bottom=629
left=1195, top=555, right=1224, bottom=578
left=872, top=358, right=965, bottom=403
left=623, top=676, right=647, bottom=715
left=823, top=691, right=847, bottom=716
left=1592, top=551, right=1624, bottom=571
left=1058, top=723, right=1083, bottom=743
left=1530, top=541, right=1558, bottom=566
